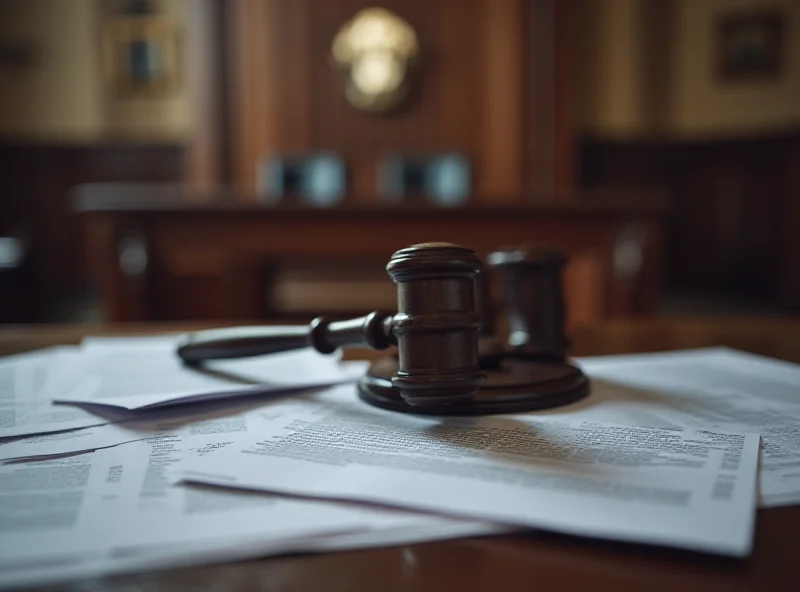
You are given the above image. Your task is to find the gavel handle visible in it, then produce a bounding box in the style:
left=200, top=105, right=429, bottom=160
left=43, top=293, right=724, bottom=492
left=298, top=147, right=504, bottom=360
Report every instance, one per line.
left=176, top=311, right=396, bottom=364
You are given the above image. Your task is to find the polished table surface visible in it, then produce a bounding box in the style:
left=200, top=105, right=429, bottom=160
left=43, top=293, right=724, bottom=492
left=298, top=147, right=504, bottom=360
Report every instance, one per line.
left=3, top=317, right=800, bottom=592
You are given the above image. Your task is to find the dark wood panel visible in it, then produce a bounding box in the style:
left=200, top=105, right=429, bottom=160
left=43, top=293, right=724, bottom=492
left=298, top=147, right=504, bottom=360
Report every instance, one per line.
left=782, top=135, right=800, bottom=310
left=435, top=0, right=479, bottom=157
left=673, top=140, right=787, bottom=296
left=276, top=0, right=313, bottom=154
left=527, top=0, right=575, bottom=196
left=310, top=0, right=448, bottom=199
left=76, top=187, right=668, bottom=323
left=218, top=0, right=573, bottom=200
left=479, top=0, right=525, bottom=200
left=580, top=133, right=796, bottom=308
left=553, top=0, right=576, bottom=194
left=0, top=143, right=184, bottom=320
left=228, top=0, right=278, bottom=191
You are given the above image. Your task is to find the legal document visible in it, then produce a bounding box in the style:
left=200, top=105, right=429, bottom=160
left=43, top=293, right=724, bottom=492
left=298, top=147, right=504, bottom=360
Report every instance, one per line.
left=1, top=361, right=369, bottom=462
left=2, top=339, right=367, bottom=441
left=177, top=384, right=760, bottom=557
left=569, top=348, right=800, bottom=507
left=0, top=348, right=106, bottom=439
left=0, top=408, right=350, bottom=564
left=52, top=340, right=360, bottom=410
left=0, top=399, right=503, bottom=589
left=0, top=389, right=328, bottom=461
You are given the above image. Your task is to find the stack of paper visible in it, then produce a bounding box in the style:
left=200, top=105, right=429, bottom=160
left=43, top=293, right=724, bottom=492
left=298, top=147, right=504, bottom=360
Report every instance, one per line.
left=0, top=338, right=503, bottom=589
left=2, top=341, right=799, bottom=590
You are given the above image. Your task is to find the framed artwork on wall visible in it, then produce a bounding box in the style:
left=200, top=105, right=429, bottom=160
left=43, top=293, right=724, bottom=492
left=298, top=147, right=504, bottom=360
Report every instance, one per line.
left=102, top=15, right=180, bottom=98
left=716, top=9, right=784, bottom=83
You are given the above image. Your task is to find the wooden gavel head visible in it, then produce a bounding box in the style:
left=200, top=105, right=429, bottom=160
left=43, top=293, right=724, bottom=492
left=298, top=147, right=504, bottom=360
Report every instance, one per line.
left=487, top=246, right=569, bottom=361
left=386, top=242, right=486, bottom=407
left=362, top=244, right=589, bottom=416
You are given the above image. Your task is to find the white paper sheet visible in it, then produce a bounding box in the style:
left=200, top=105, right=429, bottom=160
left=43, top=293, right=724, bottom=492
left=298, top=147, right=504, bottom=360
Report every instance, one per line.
left=0, top=344, right=358, bottom=463
left=565, top=348, right=800, bottom=507
left=52, top=340, right=359, bottom=410
left=1, top=338, right=366, bottom=440
left=0, top=348, right=107, bottom=439
left=0, top=388, right=339, bottom=462
left=0, top=408, right=444, bottom=562
left=0, top=399, right=503, bottom=590
left=0, top=410, right=357, bottom=564
left=177, top=384, right=760, bottom=557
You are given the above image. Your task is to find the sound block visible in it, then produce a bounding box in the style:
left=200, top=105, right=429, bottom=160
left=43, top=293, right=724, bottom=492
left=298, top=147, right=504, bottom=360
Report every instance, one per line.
left=358, top=354, right=590, bottom=416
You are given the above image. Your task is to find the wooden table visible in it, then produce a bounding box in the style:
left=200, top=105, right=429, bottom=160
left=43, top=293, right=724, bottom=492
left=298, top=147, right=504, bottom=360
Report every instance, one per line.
left=3, top=317, right=800, bottom=591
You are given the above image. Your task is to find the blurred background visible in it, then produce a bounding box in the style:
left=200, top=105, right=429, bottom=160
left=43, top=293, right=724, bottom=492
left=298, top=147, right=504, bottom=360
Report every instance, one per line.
left=0, top=0, right=797, bottom=330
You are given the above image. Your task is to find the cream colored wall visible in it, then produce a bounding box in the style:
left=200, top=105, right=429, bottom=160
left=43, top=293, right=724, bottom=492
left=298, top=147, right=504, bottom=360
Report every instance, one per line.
left=0, top=0, right=105, bottom=140
left=0, top=0, right=189, bottom=142
left=579, top=0, right=655, bottom=138
left=670, top=0, right=800, bottom=138
left=579, top=0, right=800, bottom=139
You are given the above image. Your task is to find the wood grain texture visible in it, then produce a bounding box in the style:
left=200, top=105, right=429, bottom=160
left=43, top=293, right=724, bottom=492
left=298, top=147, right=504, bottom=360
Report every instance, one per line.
left=526, top=0, right=575, bottom=197
left=783, top=133, right=800, bottom=310
left=581, top=133, right=795, bottom=306
left=553, top=0, right=576, bottom=194
left=435, top=0, right=478, bottom=158
left=220, top=0, right=569, bottom=201
left=275, top=0, right=312, bottom=154
left=478, top=0, right=524, bottom=200
left=229, top=0, right=278, bottom=192
left=76, top=189, right=668, bottom=323
left=527, top=0, right=556, bottom=195
left=84, top=213, right=152, bottom=322
left=185, top=0, right=228, bottom=187
left=0, top=143, right=183, bottom=320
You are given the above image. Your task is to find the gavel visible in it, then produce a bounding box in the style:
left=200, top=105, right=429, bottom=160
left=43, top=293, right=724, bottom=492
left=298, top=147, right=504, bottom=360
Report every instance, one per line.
left=178, top=242, right=487, bottom=407
left=178, top=241, right=589, bottom=415
left=487, top=246, right=569, bottom=361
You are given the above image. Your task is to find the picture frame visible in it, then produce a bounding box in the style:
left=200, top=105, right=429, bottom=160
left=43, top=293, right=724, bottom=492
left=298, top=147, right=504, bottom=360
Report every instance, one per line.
left=716, top=9, right=784, bottom=83
left=102, top=15, right=180, bottom=98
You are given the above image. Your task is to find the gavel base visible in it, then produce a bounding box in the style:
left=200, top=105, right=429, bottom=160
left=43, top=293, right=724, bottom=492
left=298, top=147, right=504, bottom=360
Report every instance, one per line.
left=359, top=356, right=590, bottom=416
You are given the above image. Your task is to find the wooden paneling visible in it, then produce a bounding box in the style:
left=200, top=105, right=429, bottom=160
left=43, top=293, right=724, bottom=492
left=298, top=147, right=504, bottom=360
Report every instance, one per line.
left=480, top=0, right=524, bottom=200
left=229, top=0, right=279, bottom=191
left=306, top=0, right=445, bottom=199
left=553, top=0, right=576, bottom=193
left=783, top=135, right=800, bottom=311
left=276, top=0, right=313, bottom=153
left=0, top=143, right=184, bottom=319
left=580, top=133, right=796, bottom=308
left=527, top=0, right=575, bottom=197
left=434, top=0, right=479, bottom=165
left=76, top=190, right=668, bottom=323
left=185, top=0, right=230, bottom=188
left=215, top=0, right=573, bottom=199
